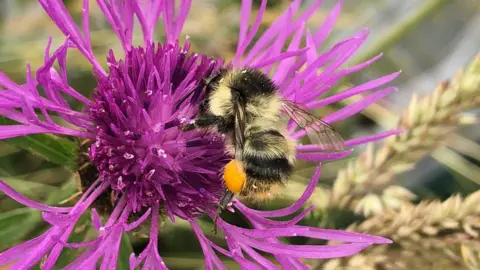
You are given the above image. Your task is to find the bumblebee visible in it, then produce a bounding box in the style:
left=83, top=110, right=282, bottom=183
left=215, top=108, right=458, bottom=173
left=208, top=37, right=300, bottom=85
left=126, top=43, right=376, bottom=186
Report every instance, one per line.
left=182, top=68, right=345, bottom=214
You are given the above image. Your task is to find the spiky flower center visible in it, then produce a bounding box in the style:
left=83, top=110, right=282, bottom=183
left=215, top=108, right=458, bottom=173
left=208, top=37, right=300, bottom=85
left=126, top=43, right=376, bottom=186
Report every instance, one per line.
left=88, top=42, right=227, bottom=218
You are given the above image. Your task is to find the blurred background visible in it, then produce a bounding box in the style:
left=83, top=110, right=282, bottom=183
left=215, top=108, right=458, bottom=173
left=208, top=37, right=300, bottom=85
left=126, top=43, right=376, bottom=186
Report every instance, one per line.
left=0, top=0, right=479, bottom=269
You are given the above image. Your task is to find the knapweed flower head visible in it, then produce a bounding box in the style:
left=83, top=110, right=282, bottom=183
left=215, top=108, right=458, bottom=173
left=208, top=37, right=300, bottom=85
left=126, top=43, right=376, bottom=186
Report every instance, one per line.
left=0, top=0, right=401, bottom=269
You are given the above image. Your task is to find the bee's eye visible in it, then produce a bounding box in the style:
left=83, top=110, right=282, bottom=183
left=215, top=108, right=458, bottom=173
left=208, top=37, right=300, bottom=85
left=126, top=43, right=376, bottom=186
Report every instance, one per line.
left=223, top=160, right=246, bottom=193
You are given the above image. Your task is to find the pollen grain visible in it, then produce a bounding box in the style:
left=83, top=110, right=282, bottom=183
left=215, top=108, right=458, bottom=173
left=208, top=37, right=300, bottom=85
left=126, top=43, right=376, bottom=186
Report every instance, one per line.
left=223, top=160, right=246, bottom=194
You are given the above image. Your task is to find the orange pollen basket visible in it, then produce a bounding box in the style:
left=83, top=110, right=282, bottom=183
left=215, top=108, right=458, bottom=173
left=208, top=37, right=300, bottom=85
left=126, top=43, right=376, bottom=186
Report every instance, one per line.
left=223, top=160, right=246, bottom=194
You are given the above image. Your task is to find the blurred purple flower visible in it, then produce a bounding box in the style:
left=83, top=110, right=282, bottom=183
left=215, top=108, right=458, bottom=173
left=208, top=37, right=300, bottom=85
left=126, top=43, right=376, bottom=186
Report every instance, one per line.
left=0, top=0, right=401, bottom=269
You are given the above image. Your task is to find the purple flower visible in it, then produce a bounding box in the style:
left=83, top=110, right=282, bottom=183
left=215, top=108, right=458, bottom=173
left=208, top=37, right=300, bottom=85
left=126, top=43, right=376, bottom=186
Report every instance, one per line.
left=0, top=0, right=401, bottom=269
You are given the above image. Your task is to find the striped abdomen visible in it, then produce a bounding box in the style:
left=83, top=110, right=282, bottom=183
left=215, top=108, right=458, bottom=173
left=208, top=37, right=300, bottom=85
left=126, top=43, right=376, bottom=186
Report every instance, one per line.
left=240, top=128, right=296, bottom=198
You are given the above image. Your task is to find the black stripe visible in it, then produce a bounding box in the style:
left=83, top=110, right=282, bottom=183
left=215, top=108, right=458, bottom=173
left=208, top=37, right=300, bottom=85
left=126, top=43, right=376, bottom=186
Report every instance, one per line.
left=230, top=68, right=277, bottom=99
left=247, top=129, right=285, bottom=151
left=244, top=155, right=293, bottom=181
left=250, top=129, right=283, bottom=139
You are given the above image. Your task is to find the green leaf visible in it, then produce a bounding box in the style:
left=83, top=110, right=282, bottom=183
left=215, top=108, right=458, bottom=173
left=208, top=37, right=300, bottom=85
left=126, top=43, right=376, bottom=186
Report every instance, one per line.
left=0, top=116, right=79, bottom=170
left=1, top=177, right=57, bottom=200
left=163, top=254, right=239, bottom=269
left=45, top=173, right=79, bottom=204
left=0, top=150, right=36, bottom=177
left=0, top=141, right=20, bottom=158
left=0, top=207, right=39, bottom=250
left=0, top=174, right=78, bottom=249
left=118, top=233, right=134, bottom=270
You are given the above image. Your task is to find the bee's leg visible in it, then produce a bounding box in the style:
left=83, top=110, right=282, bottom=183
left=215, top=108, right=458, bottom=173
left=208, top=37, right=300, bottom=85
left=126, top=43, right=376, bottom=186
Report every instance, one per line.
left=180, top=122, right=197, bottom=131
left=213, top=190, right=235, bottom=234
left=216, top=118, right=234, bottom=134
left=198, top=100, right=208, bottom=113
left=180, top=99, right=209, bottom=131
left=195, top=115, right=226, bottom=127
left=182, top=114, right=227, bottom=131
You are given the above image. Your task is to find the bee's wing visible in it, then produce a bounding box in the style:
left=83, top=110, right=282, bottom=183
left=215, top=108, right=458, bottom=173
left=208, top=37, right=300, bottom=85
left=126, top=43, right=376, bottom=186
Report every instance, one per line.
left=281, top=100, right=345, bottom=152
left=233, top=98, right=246, bottom=155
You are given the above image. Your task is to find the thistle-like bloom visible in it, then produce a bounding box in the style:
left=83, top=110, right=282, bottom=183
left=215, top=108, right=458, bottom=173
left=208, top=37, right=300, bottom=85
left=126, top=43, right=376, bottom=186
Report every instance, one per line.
left=0, top=0, right=401, bottom=269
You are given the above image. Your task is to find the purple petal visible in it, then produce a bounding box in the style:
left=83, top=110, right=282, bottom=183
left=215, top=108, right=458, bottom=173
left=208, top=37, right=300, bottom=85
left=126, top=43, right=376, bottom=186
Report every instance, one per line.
left=239, top=236, right=372, bottom=259
left=65, top=206, right=131, bottom=270
left=0, top=180, right=72, bottom=213
left=124, top=208, right=152, bottom=231
left=217, top=215, right=308, bottom=269
left=253, top=48, right=308, bottom=69
left=296, top=129, right=402, bottom=152
left=91, top=209, right=103, bottom=230
left=100, top=229, right=124, bottom=270
left=255, top=8, right=294, bottom=75
left=273, top=22, right=305, bottom=84
left=313, top=0, right=343, bottom=47
left=128, top=204, right=167, bottom=269
left=0, top=125, right=51, bottom=139
left=0, top=40, right=95, bottom=139
left=52, top=236, right=102, bottom=249
left=243, top=0, right=302, bottom=64
left=322, top=87, right=397, bottom=124
left=242, top=205, right=314, bottom=228
left=235, top=0, right=253, bottom=63
left=175, top=0, right=192, bottom=39
left=0, top=230, right=50, bottom=265
left=307, top=72, right=401, bottom=109
left=239, top=165, right=322, bottom=217
left=11, top=228, right=59, bottom=269
left=227, top=225, right=392, bottom=244
left=162, top=0, right=175, bottom=43
left=304, top=30, right=318, bottom=81
left=344, top=130, right=404, bottom=147
left=0, top=0, right=403, bottom=268
left=48, top=64, right=91, bottom=105
left=240, top=244, right=279, bottom=270
left=132, top=0, right=163, bottom=44
left=37, top=0, right=85, bottom=50
left=42, top=223, right=79, bottom=269
left=296, top=149, right=353, bottom=161
left=234, top=0, right=267, bottom=65
left=96, top=0, right=134, bottom=52
left=82, top=0, right=91, bottom=50
left=38, top=0, right=106, bottom=75
left=281, top=35, right=365, bottom=99
left=191, top=221, right=227, bottom=270
left=42, top=212, right=75, bottom=227
left=338, top=53, right=383, bottom=77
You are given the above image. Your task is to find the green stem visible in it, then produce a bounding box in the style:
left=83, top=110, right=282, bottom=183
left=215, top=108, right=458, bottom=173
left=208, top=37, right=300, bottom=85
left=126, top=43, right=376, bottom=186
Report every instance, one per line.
left=352, top=0, right=451, bottom=65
